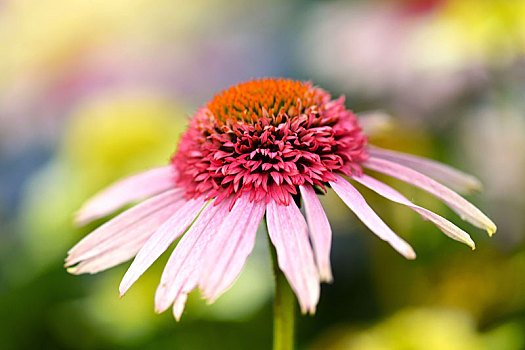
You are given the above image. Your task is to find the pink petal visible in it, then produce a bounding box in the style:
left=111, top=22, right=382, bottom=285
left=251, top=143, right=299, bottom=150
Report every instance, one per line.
left=199, top=193, right=266, bottom=302
left=364, top=157, right=496, bottom=236
left=67, top=236, right=149, bottom=274
left=66, top=189, right=184, bottom=266
left=352, top=174, right=475, bottom=249
left=299, top=185, right=333, bottom=282
left=154, top=198, right=232, bottom=315
left=75, top=166, right=176, bottom=226
left=266, top=198, right=320, bottom=314
left=119, top=197, right=207, bottom=296
left=330, top=175, right=416, bottom=259
left=368, top=147, right=482, bottom=194
left=172, top=294, right=188, bottom=321
left=66, top=194, right=186, bottom=274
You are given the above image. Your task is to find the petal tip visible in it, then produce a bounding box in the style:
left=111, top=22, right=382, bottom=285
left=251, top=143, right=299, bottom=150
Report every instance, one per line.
left=118, top=285, right=128, bottom=298
left=299, top=304, right=307, bottom=315
left=469, top=182, right=483, bottom=193
left=73, top=206, right=103, bottom=227
left=173, top=294, right=188, bottom=321
left=154, top=294, right=169, bottom=314
left=461, top=177, right=483, bottom=194
left=199, top=284, right=217, bottom=304
left=73, top=211, right=88, bottom=227
left=66, top=267, right=78, bottom=274
left=203, top=295, right=215, bottom=305
left=487, top=223, right=497, bottom=237
left=319, top=269, right=333, bottom=283
left=303, top=305, right=317, bottom=316
left=467, top=237, right=476, bottom=250
left=397, top=240, right=416, bottom=260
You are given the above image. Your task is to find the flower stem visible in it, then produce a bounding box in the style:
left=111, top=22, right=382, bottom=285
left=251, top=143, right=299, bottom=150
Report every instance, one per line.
left=269, top=237, right=296, bottom=350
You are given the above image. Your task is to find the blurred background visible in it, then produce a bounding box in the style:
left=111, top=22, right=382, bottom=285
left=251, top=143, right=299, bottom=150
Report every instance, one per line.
left=1, top=0, right=524, bottom=349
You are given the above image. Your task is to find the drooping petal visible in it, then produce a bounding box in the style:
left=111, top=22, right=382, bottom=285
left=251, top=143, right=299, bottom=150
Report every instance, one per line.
left=172, top=294, right=188, bottom=321
left=299, top=185, right=333, bottom=282
left=67, top=199, right=182, bottom=274
left=154, top=198, right=231, bottom=315
left=368, top=147, right=482, bottom=194
left=266, top=198, right=320, bottom=314
left=364, top=157, right=497, bottom=236
left=75, top=166, right=176, bottom=226
left=199, top=194, right=266, bottom=302
left=67, top=237, right=149, bottom=275
left=352, top=174, right=475, bottom=249
left=330, top=175, right=416, bottom=259
left=119, top=197, right=207, bottom=296
left=66, top=189, right=184, bottom=266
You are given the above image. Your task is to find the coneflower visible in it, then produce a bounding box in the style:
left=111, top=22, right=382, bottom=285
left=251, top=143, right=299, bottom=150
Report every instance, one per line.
left=66, top=78, right=495, bottom=347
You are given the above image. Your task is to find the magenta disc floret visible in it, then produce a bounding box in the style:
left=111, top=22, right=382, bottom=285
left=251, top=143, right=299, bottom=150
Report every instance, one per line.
left=172, top=78, right=369, bottom=206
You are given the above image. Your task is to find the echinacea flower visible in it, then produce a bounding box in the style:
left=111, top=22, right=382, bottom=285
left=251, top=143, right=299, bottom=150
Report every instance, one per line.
left=66, top=78, right=495, bottom=319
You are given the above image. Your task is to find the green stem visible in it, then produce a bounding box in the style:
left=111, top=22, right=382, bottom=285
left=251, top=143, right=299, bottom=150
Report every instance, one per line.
left=269, top=233, right=296, bottom=350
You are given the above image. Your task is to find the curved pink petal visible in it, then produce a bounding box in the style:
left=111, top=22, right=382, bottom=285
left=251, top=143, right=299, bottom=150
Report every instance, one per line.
left=154, top=198, right=231, bottom=315
left=67, top=236, right=149, bottom=275
left=75, top=166, right=176, bottom=226
left=172, top=294, right=188, bottom=321
left=266, top=198, right=320, bottom=314
left=364, top=157, right=496, bottom=236
left=330, top=175, right=416, bottom=259
left=67, top=194, right=185, bottom=274
left=66, top=189, right=184, bottom=266
left=119, top=197, right=207, bottom=296
left=199, top=194, right=266, bottom=302
left=352, top=174, right=475, bottom=249
left=368, top=147, right=482, bottom=194
left=299, top=185, right=333, bottom=282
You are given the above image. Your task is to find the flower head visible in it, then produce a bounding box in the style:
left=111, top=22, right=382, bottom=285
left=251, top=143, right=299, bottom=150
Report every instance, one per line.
left=67, top=78, right=496, bottom=319
left=173, top=79, right=368, bottom=206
